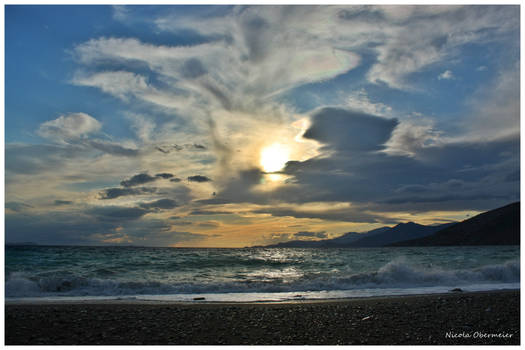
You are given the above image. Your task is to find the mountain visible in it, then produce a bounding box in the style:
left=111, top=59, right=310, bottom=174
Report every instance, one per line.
left=348, top=222, right=453, bottom=247
left=258, top=226, right=391, bottom=248
left=256, top=223, right=451, bottom=248
left=391, top=202, right=520, bottom=246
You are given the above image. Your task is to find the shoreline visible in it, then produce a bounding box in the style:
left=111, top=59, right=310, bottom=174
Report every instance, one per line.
left=6, top=290, right=520, bottom=345
left=5, top=288, right=520, bottom=305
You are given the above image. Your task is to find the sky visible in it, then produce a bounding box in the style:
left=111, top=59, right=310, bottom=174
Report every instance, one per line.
left=5, top=5, right=520, bottom=247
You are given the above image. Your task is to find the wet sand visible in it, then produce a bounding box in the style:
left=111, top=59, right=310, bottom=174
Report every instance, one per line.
left=5, top=290, right=519, bottom=345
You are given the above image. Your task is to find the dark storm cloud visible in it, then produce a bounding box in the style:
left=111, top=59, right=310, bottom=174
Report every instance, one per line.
left=121, top=173, right=157, bottom=187
left=139, top=198, right=178, bottom=210
left=202, top=107, right=518, bottom=216
left=155, top=173, right=174, bottom=179
left=188, top=175, right=212, bottom=182
left=293, top=231, right=327, bottom=239
left=99, top=187, right=156, bottom=199
left=54, top=200, right=73, bottom=206
left=303, top=107, right=398, bottom=151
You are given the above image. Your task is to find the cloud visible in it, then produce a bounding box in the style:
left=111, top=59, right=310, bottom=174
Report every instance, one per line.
left=6, top=144, right=84, bottom=175
left=139, top=198, right=178, bottom=210
left=86, top=140, right=139, bottom=157
left=187, top=175, right=212, bottom=182
left=365, top=5, right=518, bottom=89
left=197, top=221, right=221, bottom=229
left=99, top=187, right=157, bottom=200
left=38, top=113, right=101, bottom=143
left=461, top=63, right=520, bottom=141
left=35, top=114, right=139, bottom=158
left=121, top=173, right=157, bottom=187
left=5, top=202, right=33, bottom=212
left=170, top=178, right=182, bottom=182
left=384, top=119, right=442, bottom=157
left=5, top=209, right=205, bottom=246
left=54, top=200, right=73, bottom=206
left=155, top=173, right=174, bottom=179
left=303, top=107, right=398, bottom=151
left=89, top=206, right=150, bottom=220
left=438, top=70, right=454, bottom=80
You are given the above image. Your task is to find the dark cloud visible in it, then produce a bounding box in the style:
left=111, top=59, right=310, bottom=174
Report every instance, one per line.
left=170, top=177, right=182, bottom=183
left=201, top=81, right=233, bottom=110
left=155, top=146, right=170, bottom=154
left=303, top=107, right=398, bottom=151
left=6, top=144, right=83, bottom=175
left=171, top=221, right=193, bottom=226
left=54, top=200, right=73, bottom=206
left=86, top=140, right=139, bottom=157
left=200, top=107, right=518, bottom=217
left=241, top=15, right=270, bottom=62
left=139, top=198, right=178, bottom=210
left=198, top=221, right=220, bottom=229
left=5, top=210, right=205, bottom=246
left=201, top=168, right=263, bottom=205
left=181, top=58, right=208, bottom=79
left=294, top=231, right=327, bottom=239
left=121, top=173, right=157, bottom=187
left=89, top=206, right=149, bottom=220
left=155, top=173, right=174, bottom=179
left=505, top=170, right=520, bottom=182
left=5, top=211, right=117, bottom=245
left=99, top=187, right=156, bottom=199
left=155, top=143, right=207, bottom=154
left=193, top=143, right=206, bottom=150
left=252, top=206, right=387, bottom=224
left=190, top=210, right=232, bottom=215
left=6, top=201, right=32, bottom=212
left=188, top=175, right=212, bottom=182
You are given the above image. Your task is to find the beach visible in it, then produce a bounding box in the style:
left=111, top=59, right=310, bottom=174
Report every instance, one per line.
left=5, top=290, right=519, bottom=345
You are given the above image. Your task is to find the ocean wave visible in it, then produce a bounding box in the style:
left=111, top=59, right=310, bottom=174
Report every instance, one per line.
left=5, top=259, right=519, bottom=298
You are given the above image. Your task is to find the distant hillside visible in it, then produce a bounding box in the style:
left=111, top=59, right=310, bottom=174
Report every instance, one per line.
left=256, top=223, right=452, bottom=248
left=391, top=202, right=520, bottom=246
left=348, top=222, right=453, bottom=247
left=259, top=226, right=390, bottom=248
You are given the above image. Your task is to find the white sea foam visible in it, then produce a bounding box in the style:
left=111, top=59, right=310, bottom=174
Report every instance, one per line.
left=5, top=258, right=519, bottom=299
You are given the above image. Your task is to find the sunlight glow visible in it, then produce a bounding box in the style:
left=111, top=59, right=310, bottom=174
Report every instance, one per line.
left=260, top=143, right=290, bottom=173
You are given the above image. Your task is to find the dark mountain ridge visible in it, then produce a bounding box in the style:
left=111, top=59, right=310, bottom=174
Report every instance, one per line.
left=391, top=202, right=520, bottom=246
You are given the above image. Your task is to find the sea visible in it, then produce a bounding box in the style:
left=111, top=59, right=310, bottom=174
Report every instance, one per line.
left=5, top=245, right=519, bottom=303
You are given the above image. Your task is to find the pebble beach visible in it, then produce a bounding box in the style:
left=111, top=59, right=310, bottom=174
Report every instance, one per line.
left=5, top=290, right=519, bottom=345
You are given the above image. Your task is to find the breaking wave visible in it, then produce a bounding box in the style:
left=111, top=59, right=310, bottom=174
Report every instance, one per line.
left=6, top=259, right=519, bottom=298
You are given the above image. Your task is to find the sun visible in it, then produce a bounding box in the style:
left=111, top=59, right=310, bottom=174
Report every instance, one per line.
left=260, top=143, right=290, bottom=173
